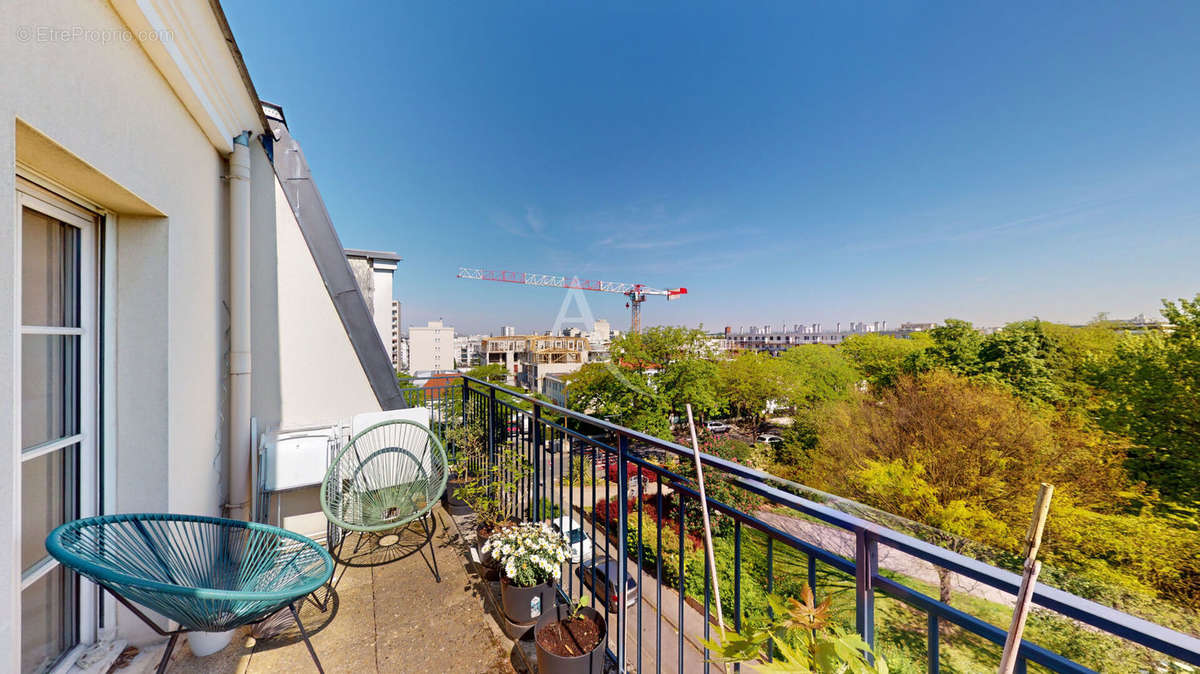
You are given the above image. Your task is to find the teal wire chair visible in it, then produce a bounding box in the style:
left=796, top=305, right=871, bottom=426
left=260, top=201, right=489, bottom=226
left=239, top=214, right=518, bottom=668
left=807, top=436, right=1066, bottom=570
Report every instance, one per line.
left=320, top=419, right=448, bottom=581
left=46, top=513, right=333, bottom=674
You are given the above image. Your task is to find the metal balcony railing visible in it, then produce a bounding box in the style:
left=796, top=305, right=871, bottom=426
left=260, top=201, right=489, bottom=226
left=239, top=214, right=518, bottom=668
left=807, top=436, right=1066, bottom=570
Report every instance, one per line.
left=400, top=376, right=1200, bottom=673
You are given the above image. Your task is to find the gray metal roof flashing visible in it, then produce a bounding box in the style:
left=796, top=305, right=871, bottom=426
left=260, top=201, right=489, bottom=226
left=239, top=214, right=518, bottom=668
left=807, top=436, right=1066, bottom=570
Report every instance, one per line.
left=263, top=107, right=407, bottom=410
left=344, top=248, right=403, bottom=262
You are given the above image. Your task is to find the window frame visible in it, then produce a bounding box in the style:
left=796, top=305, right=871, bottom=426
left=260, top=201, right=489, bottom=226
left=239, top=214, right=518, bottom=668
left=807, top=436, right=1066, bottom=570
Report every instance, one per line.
left=13, top=178, right=100, bottom=673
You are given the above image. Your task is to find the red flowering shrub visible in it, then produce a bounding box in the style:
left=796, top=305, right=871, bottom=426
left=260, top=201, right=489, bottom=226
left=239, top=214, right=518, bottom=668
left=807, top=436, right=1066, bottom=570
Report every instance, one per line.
left=605, top=460, right=659, bottom=484
left=596, top=494, right=703, bottom=549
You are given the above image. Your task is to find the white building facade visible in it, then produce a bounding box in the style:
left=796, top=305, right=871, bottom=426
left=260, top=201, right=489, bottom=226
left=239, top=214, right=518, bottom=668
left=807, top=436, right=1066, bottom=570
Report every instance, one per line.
left=0, top=3, right=405, bottom=670
left=409, top=320, right=455, bottom=373
left=345, top=249, right=400, bottom=363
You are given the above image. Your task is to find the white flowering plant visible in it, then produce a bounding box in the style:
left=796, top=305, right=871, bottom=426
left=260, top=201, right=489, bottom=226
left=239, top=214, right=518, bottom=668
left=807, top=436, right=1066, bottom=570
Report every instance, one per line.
left=481, top=521, right=572, bottom=588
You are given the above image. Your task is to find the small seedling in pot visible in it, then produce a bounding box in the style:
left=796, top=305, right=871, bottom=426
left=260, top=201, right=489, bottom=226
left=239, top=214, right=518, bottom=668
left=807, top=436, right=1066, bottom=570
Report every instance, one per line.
left=566, top=595, right=589, bottom=622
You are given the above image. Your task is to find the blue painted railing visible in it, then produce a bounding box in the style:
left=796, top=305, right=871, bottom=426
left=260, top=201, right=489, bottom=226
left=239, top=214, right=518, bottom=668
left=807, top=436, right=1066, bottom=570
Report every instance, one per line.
left=404, top=377, right=1200, bottom=673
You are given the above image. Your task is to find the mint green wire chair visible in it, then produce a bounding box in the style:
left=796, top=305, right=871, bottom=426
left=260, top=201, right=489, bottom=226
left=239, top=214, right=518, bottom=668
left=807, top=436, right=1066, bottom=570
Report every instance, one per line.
left=46, top=513, right=333, bottom=673
left=320, top=419, right=449, bottom=581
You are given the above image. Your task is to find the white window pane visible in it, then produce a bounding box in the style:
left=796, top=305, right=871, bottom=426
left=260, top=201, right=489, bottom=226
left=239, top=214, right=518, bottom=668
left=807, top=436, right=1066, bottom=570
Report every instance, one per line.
left=21, top=335, right=79, bottom=450
left=21, top=564, right=76, bottom=674
left=22, top=207, right=79, bottom=328
left=21, top=445, right=76, bottom=571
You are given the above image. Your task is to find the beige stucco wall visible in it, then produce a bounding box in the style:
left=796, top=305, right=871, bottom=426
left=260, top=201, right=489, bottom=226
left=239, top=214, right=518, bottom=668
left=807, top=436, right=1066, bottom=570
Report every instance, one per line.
left=0, top=0, right=252, bottom=655
left=272, top=178, right=381, bottom=428
left=0, top=0, right=389, bottom=660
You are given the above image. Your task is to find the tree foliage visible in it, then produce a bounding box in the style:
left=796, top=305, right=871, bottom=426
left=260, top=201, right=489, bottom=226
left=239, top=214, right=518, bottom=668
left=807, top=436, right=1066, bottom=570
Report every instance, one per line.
left=466, top=363, right=508, bottom=383
left=808, top=370, right=1130, bottom=601
left=565, top=362, right=672, bottom=439
left=839, top=332, right=931, bottom=388
left=718, top=351, right=801, bottom=423
left=777, top=345, right=860, bottom=406
left=1095, top=295, right=1200, bottom=504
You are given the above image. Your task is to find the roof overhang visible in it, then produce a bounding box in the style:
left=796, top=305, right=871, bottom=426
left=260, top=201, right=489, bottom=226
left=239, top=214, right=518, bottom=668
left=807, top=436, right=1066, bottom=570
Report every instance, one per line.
left=109, top=0, right=266, bottom=153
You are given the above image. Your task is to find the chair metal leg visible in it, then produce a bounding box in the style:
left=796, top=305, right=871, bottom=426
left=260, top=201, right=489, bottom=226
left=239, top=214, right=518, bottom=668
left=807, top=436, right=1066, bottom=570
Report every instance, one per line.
left=420, top=514, right=442, bottom=583
left=155, top=633, right=180, bottom=674
left=289, top=602, right=325, bottom=674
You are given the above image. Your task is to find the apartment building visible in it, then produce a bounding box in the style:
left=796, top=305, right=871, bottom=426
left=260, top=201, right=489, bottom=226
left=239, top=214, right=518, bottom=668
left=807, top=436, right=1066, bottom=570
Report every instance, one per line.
left=728, top=322, right=912, bottom=355
left=409, top=320, right=455, bottom=373
left=542, top=373, right=569, bottom=406
left=455, top=334, right=486, bottom=367
left=345, top=249, right=400, bottom=361
left=483, top=334, right=589, bottom=389
left=483, top=335, right=526, bottom=384
left=517, top=335, right=589, bottom=392
left=392, top=300, right=401, bottom=369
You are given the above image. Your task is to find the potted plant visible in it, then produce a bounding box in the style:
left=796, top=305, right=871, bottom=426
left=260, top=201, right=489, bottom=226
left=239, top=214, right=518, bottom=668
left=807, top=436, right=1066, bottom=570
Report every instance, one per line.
left=535, top=595, right=606, bottom=674
left=702, top=586, right=888, bottom=673
left=460, top=445, right=533, bottom=570
left=441, top=420, right=486, bottom=516
left=483, top=521, right=571, bottom=625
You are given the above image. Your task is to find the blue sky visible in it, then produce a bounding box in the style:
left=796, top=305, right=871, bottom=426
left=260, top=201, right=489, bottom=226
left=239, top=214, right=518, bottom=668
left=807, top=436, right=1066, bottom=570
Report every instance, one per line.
left=225, top=2, right=1200, bottom=335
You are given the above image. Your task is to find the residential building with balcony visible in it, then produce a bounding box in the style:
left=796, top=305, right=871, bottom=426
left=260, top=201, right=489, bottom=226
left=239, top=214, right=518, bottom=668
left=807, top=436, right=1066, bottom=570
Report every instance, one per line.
left=481, top=334, right=590, bottom=390
left=454, top=333, right=487, bottom=368
left=482, top=335, right=526, bottom=384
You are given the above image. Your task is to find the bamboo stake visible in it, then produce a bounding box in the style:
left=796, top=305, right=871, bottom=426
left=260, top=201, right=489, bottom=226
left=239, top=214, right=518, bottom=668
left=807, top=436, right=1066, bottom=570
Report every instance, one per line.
left=998, top=483, right=1054, bottom=674
left=686, top=405, right=728, bottom=672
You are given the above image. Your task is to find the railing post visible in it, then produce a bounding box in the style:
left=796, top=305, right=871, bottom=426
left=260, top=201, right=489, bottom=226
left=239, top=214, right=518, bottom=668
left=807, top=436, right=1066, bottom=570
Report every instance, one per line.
left=532, top=403, right=542, bottom=519
left=487, top=385, right=497, bottom=464
left=461, top=376, right=468, bottom=428
left=928, top=612, right=940, bottom=673
left=855, top=529, right=878, bottom=659
left=616, top=433, right=629, bottom=672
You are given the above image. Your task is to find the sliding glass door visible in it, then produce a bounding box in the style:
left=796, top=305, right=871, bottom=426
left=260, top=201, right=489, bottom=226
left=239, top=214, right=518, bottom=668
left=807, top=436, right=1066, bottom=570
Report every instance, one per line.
left=18, top=184, right=96, bottom=674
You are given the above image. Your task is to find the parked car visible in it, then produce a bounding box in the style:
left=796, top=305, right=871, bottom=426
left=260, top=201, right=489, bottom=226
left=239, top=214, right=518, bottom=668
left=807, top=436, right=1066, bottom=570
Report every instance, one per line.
left=548, top=516, right=594, bottom=564
left=575, top=557, right=638, bottom=611
left=705, top=420, right=732, bottom=433
left=757, top=434, right=783, bottom=444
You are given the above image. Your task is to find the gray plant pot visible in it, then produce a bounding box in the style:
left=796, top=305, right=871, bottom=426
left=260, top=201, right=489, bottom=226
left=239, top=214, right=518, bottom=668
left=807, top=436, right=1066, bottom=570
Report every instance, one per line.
left=500, top=578, right=555, bottom=624
left=444, top=480, right=471, bottom=516
left=535, top=605, right=607, bottom=674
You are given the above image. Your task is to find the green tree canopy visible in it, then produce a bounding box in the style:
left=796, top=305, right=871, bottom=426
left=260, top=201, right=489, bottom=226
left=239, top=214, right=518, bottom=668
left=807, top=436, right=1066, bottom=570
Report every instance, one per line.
left=838, top=332, right=931, bottom=387
left=904, top=318, right=983, bottom=376
left=809, top=370, right=1129, bottom=601
left=564, top=363, right=671, bottom=439
left=1095, top=295, right=1200, bottom=504
left=778, top=344, right=860, bottom=406
left=466, top=363, right=508, bottom=383
left=718, top=352, right=801, bottom=424
left=609, top=326, right=722, bottom=420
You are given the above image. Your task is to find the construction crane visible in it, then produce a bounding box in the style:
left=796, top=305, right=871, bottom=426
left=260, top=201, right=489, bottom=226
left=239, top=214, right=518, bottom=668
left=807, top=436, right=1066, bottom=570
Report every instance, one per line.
left=456, top=267, right=687, bottom=334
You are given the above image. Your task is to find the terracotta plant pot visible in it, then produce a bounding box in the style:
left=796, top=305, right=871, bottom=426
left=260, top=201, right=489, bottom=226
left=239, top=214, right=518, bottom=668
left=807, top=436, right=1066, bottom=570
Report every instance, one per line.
left=534, top=604, right=607, bottom=674
left=500, top=578, right=556, bottom=624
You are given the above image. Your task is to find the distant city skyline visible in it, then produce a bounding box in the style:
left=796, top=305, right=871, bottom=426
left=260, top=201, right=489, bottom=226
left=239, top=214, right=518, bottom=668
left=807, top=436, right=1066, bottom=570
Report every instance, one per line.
left=400, top=302, right=1168, bottom=339
left=225, top=3, right=1200, bottom=336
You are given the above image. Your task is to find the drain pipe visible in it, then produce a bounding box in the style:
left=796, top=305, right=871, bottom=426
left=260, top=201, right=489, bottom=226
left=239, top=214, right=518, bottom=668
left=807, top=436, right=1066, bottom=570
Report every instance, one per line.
left=226, top=131, right=252, bottom=520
